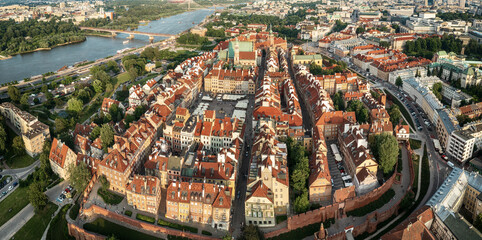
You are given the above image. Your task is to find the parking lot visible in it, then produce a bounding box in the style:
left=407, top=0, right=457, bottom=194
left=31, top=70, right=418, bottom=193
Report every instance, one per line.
left=326, top=141, right=350, bottom=195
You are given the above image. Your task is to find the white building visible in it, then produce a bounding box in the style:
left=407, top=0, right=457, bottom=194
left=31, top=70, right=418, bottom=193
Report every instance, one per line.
left=446, top=122, right=482, bottom=163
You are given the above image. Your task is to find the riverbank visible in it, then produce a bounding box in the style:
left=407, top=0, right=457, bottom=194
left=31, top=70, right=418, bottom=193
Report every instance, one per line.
left=1, top=39, right=87, bottom=59
left=0, top=55, right=12, bottom=61
left=0, top=8, right=215, bottom=83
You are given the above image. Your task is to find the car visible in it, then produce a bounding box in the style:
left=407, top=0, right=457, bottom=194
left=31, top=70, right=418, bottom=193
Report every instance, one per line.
left=8, top=185, right=13, bottom=191
left=12, top=182, right=18, bottom=187
left=64, top=188, right=70, bottom=193
left=442, top=155, right=448, bottom=160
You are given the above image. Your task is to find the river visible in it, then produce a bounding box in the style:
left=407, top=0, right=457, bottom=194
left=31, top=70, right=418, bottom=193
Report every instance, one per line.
left=0, top=8, right=216, bottom=83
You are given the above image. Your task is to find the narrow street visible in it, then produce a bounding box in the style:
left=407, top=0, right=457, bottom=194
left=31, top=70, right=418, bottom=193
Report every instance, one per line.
left=230, top=50, right=266, bottom=238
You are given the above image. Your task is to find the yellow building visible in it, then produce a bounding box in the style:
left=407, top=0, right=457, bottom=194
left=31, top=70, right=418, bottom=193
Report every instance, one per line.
left=245, top=181, right=275, bottom=227
left=204, top=62, right=256, bottom=94
left=126, top=175, right=161, bottom=214
left=0, top=102, right=50, bottom=157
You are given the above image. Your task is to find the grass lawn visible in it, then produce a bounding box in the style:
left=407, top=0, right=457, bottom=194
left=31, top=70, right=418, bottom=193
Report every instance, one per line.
left=117, top=72, right=131, bottom=84
left=276, top=215, right=287, bottom=224
left=13, top=202, right=58, bottom=240
left=47, top=204, right=74, bottom=240
left=347, top=189, right=396, bottom=217
left=69, top=202, right=80, bottom=220
left=124, top=210, right=133, bottom=217
left=0, top=186, right=30, bottom=227
left=136, top=213, right=155, bottom=224
left=409, top=139, right=422, bottom=150
left=158, top=219, right=198, bottom=233
left=385, top=91, right=415, bottom=129
left=98, top=188, right=124, bottom=205
left=84, top=217, right=161, bottom=240
left=4, top=126, right=36, bottom=169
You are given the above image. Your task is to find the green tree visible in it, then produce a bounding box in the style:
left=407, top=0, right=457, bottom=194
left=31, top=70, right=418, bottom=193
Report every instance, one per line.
left=356, top=26, right=365, bottom=34
left=67, top=162, right=92, bottom=192
left=107, top=60, right=120, bottom=74
left=100, top=124, right=114, bottom=149
left=41, top=85, right=49, bottom=93
left=294, top=190, right=310, bottom=213
left=99, top=174, right=110, bottom=191
left=309, top=62, right=323, bottom=75
left=90, top=125, right=101, bottom=140
left=12, top=136, right=25, bottom=155
left=241, top=224, right=263, bottom=240
left=28, top=181, right=48, bottom=212
left=333, top=91, right=345, bottom=111
left=346, top=100, right=369, bottom=123
left=20, top=93, right=29, bottom=106
left=222, top=234, right=233, bottom=240
left=388, top=105, right=402, bottom=125
left=109, top=104, right=121, bottom=122
left=475, top=213, right=482, bottom=232
left=0, top=125, right=6, bottom=152
left=291, top=168, right=308, bottom=193
left=7, top=85, right=20, bottom=102
left=93, top=79, right=105, bottom=93
left=67, top=97, right=83, bottom=114
left=395, top=76, right=403, bottom=89
left=376, top=133, right=399, bottom=174
left=432, top=82, right=443, bottom=101
left=54, top=118, right=68, bottom=134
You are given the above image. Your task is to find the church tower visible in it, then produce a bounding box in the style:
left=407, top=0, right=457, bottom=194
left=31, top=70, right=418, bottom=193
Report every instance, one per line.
left=234, top=40, right=240, bottom=64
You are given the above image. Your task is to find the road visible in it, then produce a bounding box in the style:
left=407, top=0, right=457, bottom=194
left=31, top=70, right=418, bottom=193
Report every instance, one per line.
left=0, top=160, right=40, bottom=202
left=230, top=50, right=265, bottom=238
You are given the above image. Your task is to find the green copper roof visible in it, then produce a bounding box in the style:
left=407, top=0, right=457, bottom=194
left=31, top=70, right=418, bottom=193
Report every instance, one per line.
left=228, top=41, right=253, bottom=59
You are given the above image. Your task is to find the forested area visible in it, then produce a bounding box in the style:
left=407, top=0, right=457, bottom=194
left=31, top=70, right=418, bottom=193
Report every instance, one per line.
left=437, top=12, right=482, bottom=21
left=80, top=3, right=186, bottom=30
left=403, top=35, right=482, bottom=60
left=0, top=18, right=85, bottom=56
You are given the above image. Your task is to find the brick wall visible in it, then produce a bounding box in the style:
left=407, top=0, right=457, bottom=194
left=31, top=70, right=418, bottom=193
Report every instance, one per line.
left=68, top=223, right=105, bottom=240
left=75, top=205, right=218, bottom=240
left=265, top=171, right=397, bottom=239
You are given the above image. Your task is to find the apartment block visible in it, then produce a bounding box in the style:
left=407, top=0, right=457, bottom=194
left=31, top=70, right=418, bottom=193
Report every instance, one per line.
left=0, top=102, right=50, bottom=157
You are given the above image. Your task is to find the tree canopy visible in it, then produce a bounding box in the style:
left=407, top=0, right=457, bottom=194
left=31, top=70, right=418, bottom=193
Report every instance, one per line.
left=68, top=162, right=92, bottom=192
left=374, top=133, right=399, bottom=174
left=346, top=100, right=369, bottom=123
left=28, top=181, right=48, bottom=212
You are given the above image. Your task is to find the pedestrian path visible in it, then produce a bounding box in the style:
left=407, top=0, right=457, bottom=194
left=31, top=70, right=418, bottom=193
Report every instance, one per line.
left=0, top=204, right=34, bottom=240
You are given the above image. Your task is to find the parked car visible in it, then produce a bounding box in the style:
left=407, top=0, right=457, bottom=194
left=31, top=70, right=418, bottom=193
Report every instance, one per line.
left=8, top=185, right=13, bottom=191
left=12, top=182, right=18, bottom=187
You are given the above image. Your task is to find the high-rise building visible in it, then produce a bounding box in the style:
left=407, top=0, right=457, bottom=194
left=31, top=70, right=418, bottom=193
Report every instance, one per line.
left=460, top=0, right=466, bottom=7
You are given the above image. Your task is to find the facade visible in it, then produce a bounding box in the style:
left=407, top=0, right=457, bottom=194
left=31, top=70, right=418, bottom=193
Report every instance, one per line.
left=49, top=138, right=77, bottom=179
left=446, top=122, right=482, bottom=163
left=204, top=62, right=256, bottom=94
left=0, top=102, right=50, bottom=157
left=245, top=181, right=275, bottom=227
left=165, top=181, right=232, bottom=230
left=126, top=175, right=162, bottom=214
left=338, top=124, right=379, bottom=194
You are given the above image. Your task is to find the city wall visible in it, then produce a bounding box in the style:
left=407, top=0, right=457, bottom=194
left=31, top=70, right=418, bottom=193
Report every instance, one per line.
left=69, top=204, right=219, bottom=240
left=266, top=141, right=416, bottom=239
